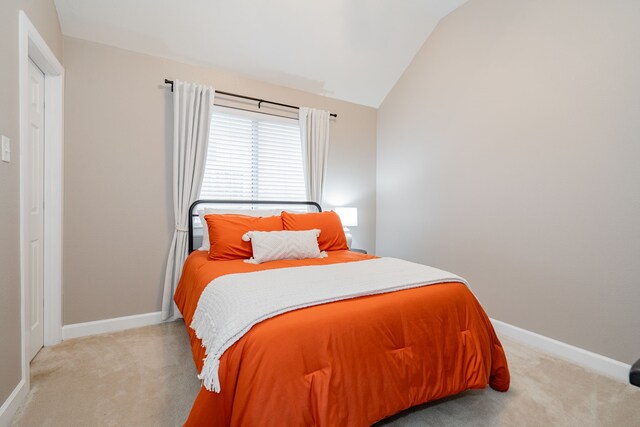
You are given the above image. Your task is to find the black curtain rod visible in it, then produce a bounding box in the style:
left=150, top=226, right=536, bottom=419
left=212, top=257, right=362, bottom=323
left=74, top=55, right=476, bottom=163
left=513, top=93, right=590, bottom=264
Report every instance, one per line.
left=164, top=79, right=337, bottom=118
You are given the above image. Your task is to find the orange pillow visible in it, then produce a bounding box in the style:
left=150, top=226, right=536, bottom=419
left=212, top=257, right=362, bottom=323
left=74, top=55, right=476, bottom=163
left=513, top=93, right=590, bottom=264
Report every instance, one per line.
left=281, top=211, right=348, bottom=252
left=205, top=214, right=283, bottom=260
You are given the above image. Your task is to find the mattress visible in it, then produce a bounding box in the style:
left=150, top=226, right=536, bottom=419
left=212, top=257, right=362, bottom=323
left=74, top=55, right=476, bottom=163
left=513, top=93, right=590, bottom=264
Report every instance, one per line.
left=174, top=250, right=510, bottom=426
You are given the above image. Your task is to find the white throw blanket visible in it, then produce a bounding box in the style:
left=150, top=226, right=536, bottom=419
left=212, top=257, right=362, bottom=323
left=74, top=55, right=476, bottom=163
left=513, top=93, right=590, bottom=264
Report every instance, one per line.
left=191, top=257, right=468, bottom=392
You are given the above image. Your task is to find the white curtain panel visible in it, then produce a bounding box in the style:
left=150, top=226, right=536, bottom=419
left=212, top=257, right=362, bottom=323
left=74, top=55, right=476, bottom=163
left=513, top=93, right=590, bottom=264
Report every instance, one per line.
left=161, top=80, right=215, bottom=320
left=299, top=107, right=331, bottom=204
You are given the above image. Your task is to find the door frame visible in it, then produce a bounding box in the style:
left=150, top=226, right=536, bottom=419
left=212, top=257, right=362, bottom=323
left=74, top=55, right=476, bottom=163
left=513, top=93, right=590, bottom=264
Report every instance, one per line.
left=18, top=10, right=64, bottom=387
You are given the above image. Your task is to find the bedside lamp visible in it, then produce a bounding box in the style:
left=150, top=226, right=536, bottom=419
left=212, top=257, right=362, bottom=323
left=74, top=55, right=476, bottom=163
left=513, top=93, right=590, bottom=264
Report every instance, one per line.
left=335, top=207, right=358, bottom=248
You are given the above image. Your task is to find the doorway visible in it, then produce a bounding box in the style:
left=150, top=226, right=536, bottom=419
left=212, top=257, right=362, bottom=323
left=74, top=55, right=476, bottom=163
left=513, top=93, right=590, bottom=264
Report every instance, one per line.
left=19, top=10, right=64, bottom=391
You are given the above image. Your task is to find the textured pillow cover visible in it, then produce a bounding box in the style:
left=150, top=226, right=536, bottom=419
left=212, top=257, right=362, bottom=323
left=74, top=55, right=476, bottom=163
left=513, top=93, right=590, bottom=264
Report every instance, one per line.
left=242, top=229, right=327, bottom=264
left=205, top=214, right=283, bottom=260
left=197, top=208, right=282, bottom=251
left=281, top=211, right=349, bottom=251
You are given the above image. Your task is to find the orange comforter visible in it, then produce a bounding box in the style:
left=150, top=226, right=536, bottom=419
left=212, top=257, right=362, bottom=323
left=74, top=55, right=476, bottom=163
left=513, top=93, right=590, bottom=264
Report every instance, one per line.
left=175, top=250, right=509, bottom=426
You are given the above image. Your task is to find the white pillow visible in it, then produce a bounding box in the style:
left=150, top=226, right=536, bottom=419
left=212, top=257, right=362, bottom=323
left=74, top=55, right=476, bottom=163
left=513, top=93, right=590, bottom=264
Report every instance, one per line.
left=198, top=208, right=282, bottom=251
left=242, top=229, right=327, bottom=264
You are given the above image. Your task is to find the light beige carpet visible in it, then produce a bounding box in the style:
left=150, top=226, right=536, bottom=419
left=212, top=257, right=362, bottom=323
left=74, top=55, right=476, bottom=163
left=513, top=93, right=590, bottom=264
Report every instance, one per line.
left=11, top=320, right=639, bottom=427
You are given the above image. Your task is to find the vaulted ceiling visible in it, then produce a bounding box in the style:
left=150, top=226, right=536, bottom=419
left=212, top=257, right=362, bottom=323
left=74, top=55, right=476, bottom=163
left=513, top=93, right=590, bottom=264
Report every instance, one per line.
left=54, top=0, right=467, bottom=107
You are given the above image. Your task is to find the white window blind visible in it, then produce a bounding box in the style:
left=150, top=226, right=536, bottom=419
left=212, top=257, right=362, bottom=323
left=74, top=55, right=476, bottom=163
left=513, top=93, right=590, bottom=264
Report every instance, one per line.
left=200, top=107, right=306, bottom=201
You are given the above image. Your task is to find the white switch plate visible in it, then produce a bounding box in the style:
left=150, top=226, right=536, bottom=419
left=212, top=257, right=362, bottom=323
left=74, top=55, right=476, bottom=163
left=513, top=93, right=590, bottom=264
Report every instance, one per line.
left=1, top=136, right=10, bottom=163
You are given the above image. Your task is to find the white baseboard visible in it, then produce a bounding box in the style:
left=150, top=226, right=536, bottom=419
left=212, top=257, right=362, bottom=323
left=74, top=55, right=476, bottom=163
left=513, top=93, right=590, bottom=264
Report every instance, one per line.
left=491, top=318, right=630, bottom=383
left=62, top=311, right=164, bottom=340
left=0, top=379, right=27, bottom=427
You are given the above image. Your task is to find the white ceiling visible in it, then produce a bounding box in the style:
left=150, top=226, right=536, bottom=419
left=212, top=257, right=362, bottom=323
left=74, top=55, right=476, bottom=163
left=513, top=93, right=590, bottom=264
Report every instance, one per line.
left=54, top=0, right=466, bottom=107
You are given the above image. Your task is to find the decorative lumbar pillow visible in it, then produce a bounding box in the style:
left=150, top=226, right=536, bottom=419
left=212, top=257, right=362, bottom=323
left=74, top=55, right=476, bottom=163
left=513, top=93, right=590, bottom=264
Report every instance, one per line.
left=205, top=214, right=283, bottom=260
left=242, top=229, right=327, bottom=264
left=281, top=211, right=349, bottom=251
left=198, top=208, right=282, bottom=251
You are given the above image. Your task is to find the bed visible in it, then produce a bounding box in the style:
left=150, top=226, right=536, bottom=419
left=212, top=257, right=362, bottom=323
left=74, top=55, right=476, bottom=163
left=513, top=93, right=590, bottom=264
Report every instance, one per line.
left=175, top=200, right=510, bottom=426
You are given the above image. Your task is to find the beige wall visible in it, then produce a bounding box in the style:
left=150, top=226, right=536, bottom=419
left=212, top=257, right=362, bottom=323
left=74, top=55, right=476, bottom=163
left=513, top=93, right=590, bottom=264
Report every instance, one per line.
left=0, top=0, right=62, bottom=407
left=63, top=37, right=377, bottom=325
left=377, top=0, right=640, bottom=364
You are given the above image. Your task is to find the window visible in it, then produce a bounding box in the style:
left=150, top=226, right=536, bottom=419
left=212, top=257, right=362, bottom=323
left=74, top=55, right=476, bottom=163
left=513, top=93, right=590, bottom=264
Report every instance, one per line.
left=200, top=107, right=306, bottom=201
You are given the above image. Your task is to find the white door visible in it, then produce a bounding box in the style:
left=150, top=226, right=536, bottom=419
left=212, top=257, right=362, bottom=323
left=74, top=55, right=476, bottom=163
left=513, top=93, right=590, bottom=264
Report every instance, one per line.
left=28, top=59, right=45, bottom=360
